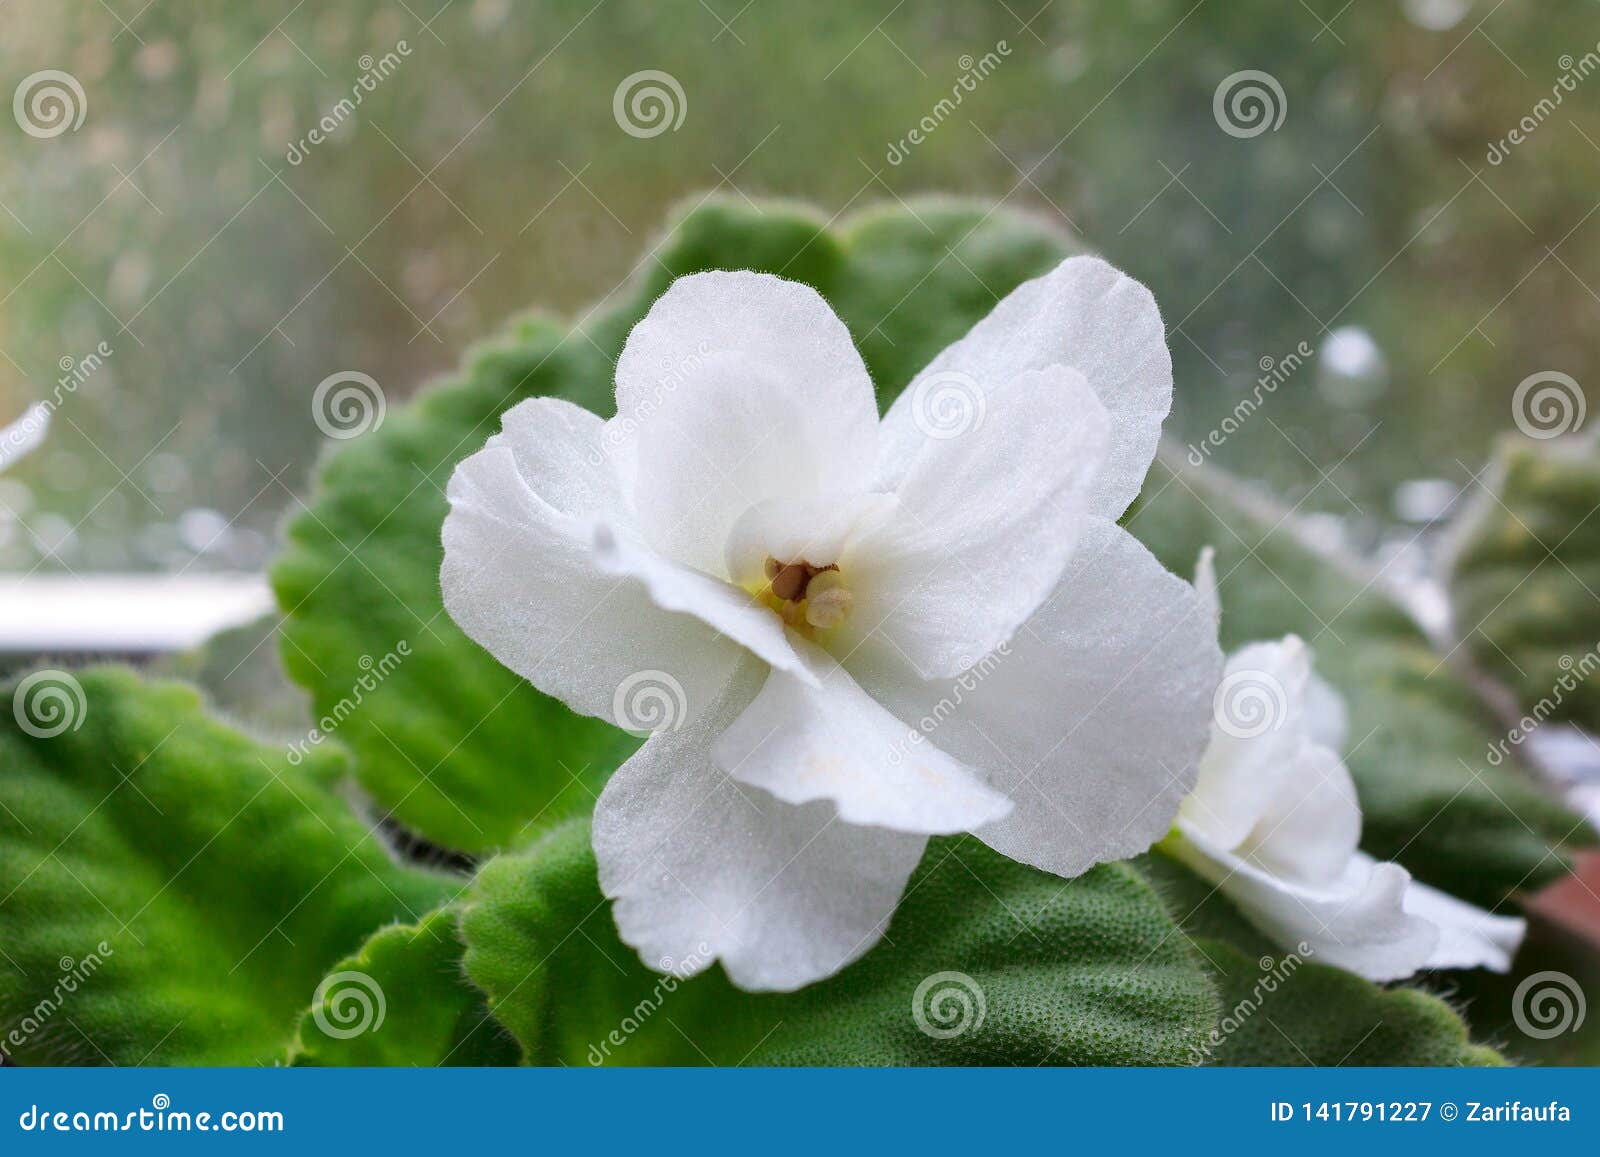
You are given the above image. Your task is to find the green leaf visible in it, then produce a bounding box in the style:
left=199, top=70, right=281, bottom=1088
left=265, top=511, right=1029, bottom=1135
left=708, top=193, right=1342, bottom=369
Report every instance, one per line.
left=270, top=196, right=1075, bottom=854
left=289, top=906, right=518, bottom=1066
left=1126, top=451, right=1589, bottom=908
left=828, top=199, right=1084, bottom=397
left=459, top=819, right=1217, bottom=1066
left=0, top=667, right=456, bottom=1065
left=1194, top=941, right=1502, bottom=1066
left=270, top=317, right=643, bottom=855
left=1138, top=852, right=1502, bottom=1066
left=1447, top=432, right=1600, bottom=733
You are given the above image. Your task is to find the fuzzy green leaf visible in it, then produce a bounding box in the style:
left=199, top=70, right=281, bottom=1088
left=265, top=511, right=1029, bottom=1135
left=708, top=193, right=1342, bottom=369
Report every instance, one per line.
left=0, top=668, right=456, bottom=1065
left=459, top=819, right=1217, bottom=1066
left=289, top=906, right=518, bottom=1066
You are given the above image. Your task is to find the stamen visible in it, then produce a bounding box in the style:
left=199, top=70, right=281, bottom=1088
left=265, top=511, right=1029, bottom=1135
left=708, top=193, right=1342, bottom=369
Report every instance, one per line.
left=803, top=570, right=853, bottom=630
left=759, top=556, right=852, bottom=632
left=769, top=562, right=810, bottom=603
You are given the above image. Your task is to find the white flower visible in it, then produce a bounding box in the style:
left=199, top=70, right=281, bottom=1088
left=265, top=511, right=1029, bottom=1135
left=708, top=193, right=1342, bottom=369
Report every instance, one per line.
left=442, top=260, right=1221, bottom=991
left=1169, top=548, right=1526, bottom=981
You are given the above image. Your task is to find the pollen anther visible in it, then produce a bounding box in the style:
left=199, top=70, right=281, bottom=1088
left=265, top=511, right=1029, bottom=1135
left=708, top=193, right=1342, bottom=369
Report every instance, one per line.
left=760, top=556, right=851, bottom=632
left=802, top=570, right=853, bottom=630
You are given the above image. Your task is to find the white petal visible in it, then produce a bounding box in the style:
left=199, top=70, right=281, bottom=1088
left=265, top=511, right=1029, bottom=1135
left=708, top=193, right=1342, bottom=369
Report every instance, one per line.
left=1304, top=671, right=1350, bottom=754
left=592, top=523, right=814, bottom=686
left=881, top=256, right=1171, bottom=520
left=1188, top=549, right=1347, bottom=761
left=1180, top=638, right=1313, bottom=852
left=1234, top=739, right=1363, bottom=885
left=711, top=636, right=1012, bottom=834
left=853, top=518, right=1222, bottom=878
left=613, top=273, right=878, bottom=575
left=615, top=272, right=877, bottom=451
left=1172, top=832, right=1439, bottom=982
left=593, top=660, right=927, bottom=992
left=848, top=367, right=1110, bottom=677
left=493, top=396, right=634, bottom=521
left=442, top=400, right=740, bottom=728
left=1405, top=880, right=1526, bottom=973
left=722, top=492, right=897, bottom=586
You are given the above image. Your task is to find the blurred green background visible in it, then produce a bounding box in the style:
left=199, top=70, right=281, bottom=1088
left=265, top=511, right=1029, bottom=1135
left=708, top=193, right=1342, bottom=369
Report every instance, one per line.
left=0, top=0, right=1595, bottom=574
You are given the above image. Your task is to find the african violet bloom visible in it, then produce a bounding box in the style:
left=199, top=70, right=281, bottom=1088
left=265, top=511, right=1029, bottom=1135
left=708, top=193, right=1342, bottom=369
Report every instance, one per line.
left=1168, top=549, right=1525, bottom=981
left=442, top=259, right=1221, bottom=991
